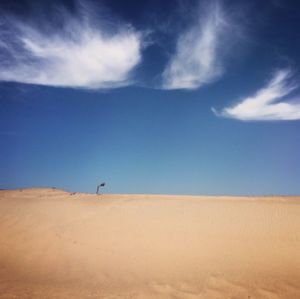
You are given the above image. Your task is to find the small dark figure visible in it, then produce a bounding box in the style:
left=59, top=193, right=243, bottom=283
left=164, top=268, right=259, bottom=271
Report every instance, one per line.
left=96, top=182, right=106, bottom=194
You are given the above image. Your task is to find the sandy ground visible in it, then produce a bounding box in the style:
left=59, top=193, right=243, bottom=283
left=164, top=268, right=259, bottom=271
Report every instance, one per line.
left=0, top=188, right=299, bottom=299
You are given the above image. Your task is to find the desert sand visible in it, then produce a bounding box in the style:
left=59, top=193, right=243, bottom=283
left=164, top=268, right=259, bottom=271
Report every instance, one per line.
left=0, top=188, right=299, bottom=299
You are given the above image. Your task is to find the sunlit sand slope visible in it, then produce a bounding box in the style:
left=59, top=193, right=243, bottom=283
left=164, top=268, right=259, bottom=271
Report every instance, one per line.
left=0, top=188, right=299, bottom=298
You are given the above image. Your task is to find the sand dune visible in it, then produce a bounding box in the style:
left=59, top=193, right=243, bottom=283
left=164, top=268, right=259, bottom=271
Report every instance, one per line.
left=0, top=188, right=299, bottom=298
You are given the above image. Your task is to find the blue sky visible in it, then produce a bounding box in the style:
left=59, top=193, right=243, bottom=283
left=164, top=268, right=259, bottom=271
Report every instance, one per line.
left=1, top=0, right=300, bottom=195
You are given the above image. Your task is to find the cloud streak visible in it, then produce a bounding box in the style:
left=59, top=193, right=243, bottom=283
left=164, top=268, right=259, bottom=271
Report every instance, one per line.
left=214, top=69, right=300, bottom=121
left=161, top=1, right=230, bottom=90
left=0, top=3, right=142, bottom=89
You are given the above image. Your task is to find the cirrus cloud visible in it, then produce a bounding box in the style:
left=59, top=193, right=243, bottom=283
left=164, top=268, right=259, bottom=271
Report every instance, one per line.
left=161, top=1, right=231, bottom=90
left=213, top=69, right=300, bottom=121
left=0, top=3, right=142, bottom=89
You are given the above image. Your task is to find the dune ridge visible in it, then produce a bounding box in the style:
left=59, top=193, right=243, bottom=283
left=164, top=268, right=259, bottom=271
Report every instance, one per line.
left=0, top=188, right=299, bottom=298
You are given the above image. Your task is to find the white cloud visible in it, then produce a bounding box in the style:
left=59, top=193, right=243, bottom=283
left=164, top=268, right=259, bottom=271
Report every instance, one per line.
left=214, top=69, right=300, bottom=121
left=0, top=5, right=142, bottom=89
left=161, top=1, right=230, bottom=90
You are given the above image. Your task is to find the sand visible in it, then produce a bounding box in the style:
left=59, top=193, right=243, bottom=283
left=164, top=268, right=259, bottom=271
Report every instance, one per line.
left=0, top=188, right=299, bottom=298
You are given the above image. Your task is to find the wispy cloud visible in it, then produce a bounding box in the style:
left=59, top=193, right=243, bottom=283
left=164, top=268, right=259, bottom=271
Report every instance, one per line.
left=161, top=1, right=231, bottom=90
left=214, top=69, right=300, bottom=121
left=0, top=2, right=142, bottom=89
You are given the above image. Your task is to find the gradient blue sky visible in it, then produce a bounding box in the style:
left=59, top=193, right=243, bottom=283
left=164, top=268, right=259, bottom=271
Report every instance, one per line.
left=1, top=0, right=300, bottom=195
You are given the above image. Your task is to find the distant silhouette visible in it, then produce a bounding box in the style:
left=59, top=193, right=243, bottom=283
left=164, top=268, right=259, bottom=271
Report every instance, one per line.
left=96, top=182, right=106, bottom=194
